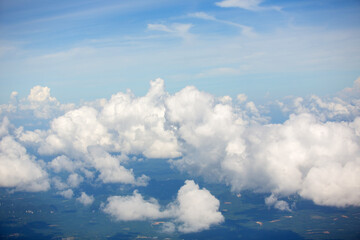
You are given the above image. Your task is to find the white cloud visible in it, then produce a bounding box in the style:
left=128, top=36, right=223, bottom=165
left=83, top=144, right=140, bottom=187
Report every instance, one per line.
left=0, top=85, right=74, bottom=120
left=48, top=155, right=76, bottom=173
left=99, top=78, right=180, bottom=159
left=21, top=86, right=74, bottom=119
left=58, top=189, right=74, bottom=199
left=14, top=79, right=182, bottom=188
left=102, top=190, right=166, bottom=221
left=188, top=12, right=255, bottom=37
left=0, top=135, right=49, bottom=192
left=300, top=161, right=360, bottom=207
left=77, top=192, right=94, bottom=206
left=0, top=117, right=10, bottom=138
left=67, top=173, right=83, bottom=188
left=339, top=77, right=360, bottom=100
left=166, top=80, right=360, bottom=208
left=1, top=77, right=360, bottom=212
left=215, top=0, right=280, bottom=11
left=52, top=177, right=68, bottom=190
left=147, top=23, right=193, bottom=41
left=27, top=86, right=56, bottom=102
left=102, top=180, right=224, bottom=233
left=87, top=146, right=149, bottom=186
left=278, top=93, right=360, bottom=122
left=38, top=106, right=112, bottom=156
left=36, top=78, right=179, bottom=160
left=188, top=12, right=216, bottom=21
left=169, top=180, right=224, bottom=233
left=196, top=67, right=243, bottom=78
left=237, top=93, right=247, bottom=103
left=265, top=194, right=291, bottom=211
left=161, top=222, right=176, bottom=233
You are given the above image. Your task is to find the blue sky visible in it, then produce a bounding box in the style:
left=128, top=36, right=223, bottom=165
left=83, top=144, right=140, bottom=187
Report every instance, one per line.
left=0, top=0, right=359, bottom=103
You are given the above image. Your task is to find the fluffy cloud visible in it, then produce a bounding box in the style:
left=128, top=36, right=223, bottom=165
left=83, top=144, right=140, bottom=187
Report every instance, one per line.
left=0, top=134, right=49, bottom=192
left=48, top=155, right=77, bottom=173
left=38, top=106, right=112, bottom=156
left=25, top=86, right=74, bottom=119
left=31, top=79, right=179, bottom=160
left=58, top=189, right=74, bottom=199
left=166, top=81, right=360, bottom=207
left=52, top=177, right=68, bottom=190
left=169, top=180, right=224, bottom=233
left=265, top=194, right=291, bottom=211
left=102, top=180, right=224, bottom=233
left=77, top=192, right=94, bottom=206
left=1, top=77, right=360, bottom=212
left=67, top=173, right=83, bottom=188
left=102, top=190, right=166, bottom=221
left=87, top=146, right=149, bottom=186
left=278, top=78, right=360, bottom=122
left=278, top=95, right=359, bottom=122
left=176, top=112, right=360, bottom=206
left=0, top=117, right=10, bottom=138
left=100, top=78, right=180, bottom=158
left=339, top=77, right=360, bottom=100
left=12, top=79, right=183, bottom=189
left=0, top=85, right=74, bottom=120
left=166, top=86, right=244, bottom=182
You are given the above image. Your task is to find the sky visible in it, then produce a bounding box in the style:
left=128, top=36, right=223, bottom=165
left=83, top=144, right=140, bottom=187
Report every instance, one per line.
left=0, top=0, right=360, bottom=103
left=0, top=0, right=360, bottom=235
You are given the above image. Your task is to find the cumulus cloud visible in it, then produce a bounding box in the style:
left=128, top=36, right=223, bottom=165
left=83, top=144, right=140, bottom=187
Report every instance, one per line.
left=0, top=117, right=10, bottom=138
left=102, top=180, right=224, bottom=233
left=48, top=155, right=76, bottom=173
left=1, top=77, right=360, bottom=213
left=166, top=80, right=360, bottom=207
left=11, top=79, right=181, bottom=189
left=99, top=78, right=180, bottom=159
left=34, top=78, right=179, bottom=160
left=77, top=192, right=94, bottom=206
left=38, top=106, right=112, bottom=156
left=169, top=180, right=224, bottom=233
left=67, top=173, right=83, bottom=188
left=20, top=86, right=74, bottom=119
left=265, top=194, right=291, bottom=211
left=339, top=77, right=360, bottom=100
left=87, top=146, right=149, bottom=185
left=52, top=177, right=68, bottom=190
left=58, top=189, right=74, bottom=199
left=102, top=190, right=166, bottom=221
left=0, top=135, right=49, bottom=192
left=278, top=95, right=360, bottom=122
left=27, top=86, right=56, bottom=102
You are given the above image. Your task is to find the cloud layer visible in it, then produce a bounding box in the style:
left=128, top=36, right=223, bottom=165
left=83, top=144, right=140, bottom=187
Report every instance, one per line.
left=0, top=78, right=360, bottom=229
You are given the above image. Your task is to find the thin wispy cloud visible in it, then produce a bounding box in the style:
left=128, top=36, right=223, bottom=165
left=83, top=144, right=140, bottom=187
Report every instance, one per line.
left=215, top=0, right=281, bottom=11
left=147, top=23, right=194, bottom=41
left=188, top=12, right=256, bottom=37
